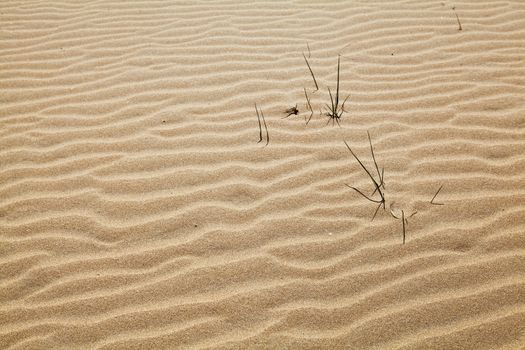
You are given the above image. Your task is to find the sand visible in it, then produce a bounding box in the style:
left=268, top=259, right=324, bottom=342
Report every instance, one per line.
left=1, top=0, right=525, bottom=349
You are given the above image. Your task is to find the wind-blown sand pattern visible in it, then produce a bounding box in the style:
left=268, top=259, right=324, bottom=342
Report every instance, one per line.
left=1, top=0, right=525, bottom=349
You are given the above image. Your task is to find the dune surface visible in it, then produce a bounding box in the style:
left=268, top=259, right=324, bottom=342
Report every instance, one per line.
left=1, top=0, right=525, bottom=349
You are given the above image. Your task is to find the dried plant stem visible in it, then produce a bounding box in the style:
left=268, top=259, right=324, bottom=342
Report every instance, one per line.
left=304, top=87, right=313, bottom=125
left=325, top=55, right=349, bottom=127
left=303, top=53, right=319, bottom=91
left=307, top=42, right=311, bottom=58
left=367, top=130, right=385, bottom=191
left=453, top=7, right=462, bottom=31
left=255, top=103, right=269, bottom=146
left=430, top=184, right=444, bottom=205
left=282, top=104, right=299, bottom=119
left=255, top=103, right=262, bottom=143
left=390, top=208, right=417, bottom=244
left=261, top=109, right=269, bottom=146
left=402, top=210, right=406, bottom=244
left=344, top=132, right=385, bottom=221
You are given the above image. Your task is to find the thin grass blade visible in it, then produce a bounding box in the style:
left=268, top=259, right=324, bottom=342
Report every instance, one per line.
left=344, top=141, right=381, bottom=191
left=261, top=109, right=269, bottom=146
left=303, top=53, right=319, bottom=91
left=345, top=184, right=383, bottom=203
left=367, top=131, right=384, bottom=189
left=255, top=103, right=262, bottom=143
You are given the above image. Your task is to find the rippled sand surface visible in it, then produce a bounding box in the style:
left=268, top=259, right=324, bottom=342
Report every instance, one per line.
left=1, top=1, right=525, bottom=349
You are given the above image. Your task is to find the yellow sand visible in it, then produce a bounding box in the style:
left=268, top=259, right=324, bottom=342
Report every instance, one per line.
left=1, top=1, right=525, bottom=349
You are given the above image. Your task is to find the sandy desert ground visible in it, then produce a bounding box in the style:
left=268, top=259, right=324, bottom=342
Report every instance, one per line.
left=1, top=0, right=525, bottom=349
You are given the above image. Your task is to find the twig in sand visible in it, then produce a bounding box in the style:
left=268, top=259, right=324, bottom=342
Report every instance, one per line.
left=283, top=104, right=299, bottom=119
left=255, top=103, right=262, bottom=143
left=390, top=208, right=417, bottom=244
left=261, top=109, right=269, bottom=146
left=325, top=55, right=350, bottom=127
left=402, top=210, right=406, bottom=244
left=303, top=53, right=319, bottom=91
left=367, top=130, right=385, bottom=193
left=344, top=131, right=385, bottom=221
left=255, top=103, right=269, bottom=146
left=452, top=6, right=462, bottom=31
left=304, top=87, right=313, bottom=125
left=430, top=184, right=444, bottom=205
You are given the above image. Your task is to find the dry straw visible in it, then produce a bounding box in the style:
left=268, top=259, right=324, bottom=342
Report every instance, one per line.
left=344, top=131, right=385, bottom=221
